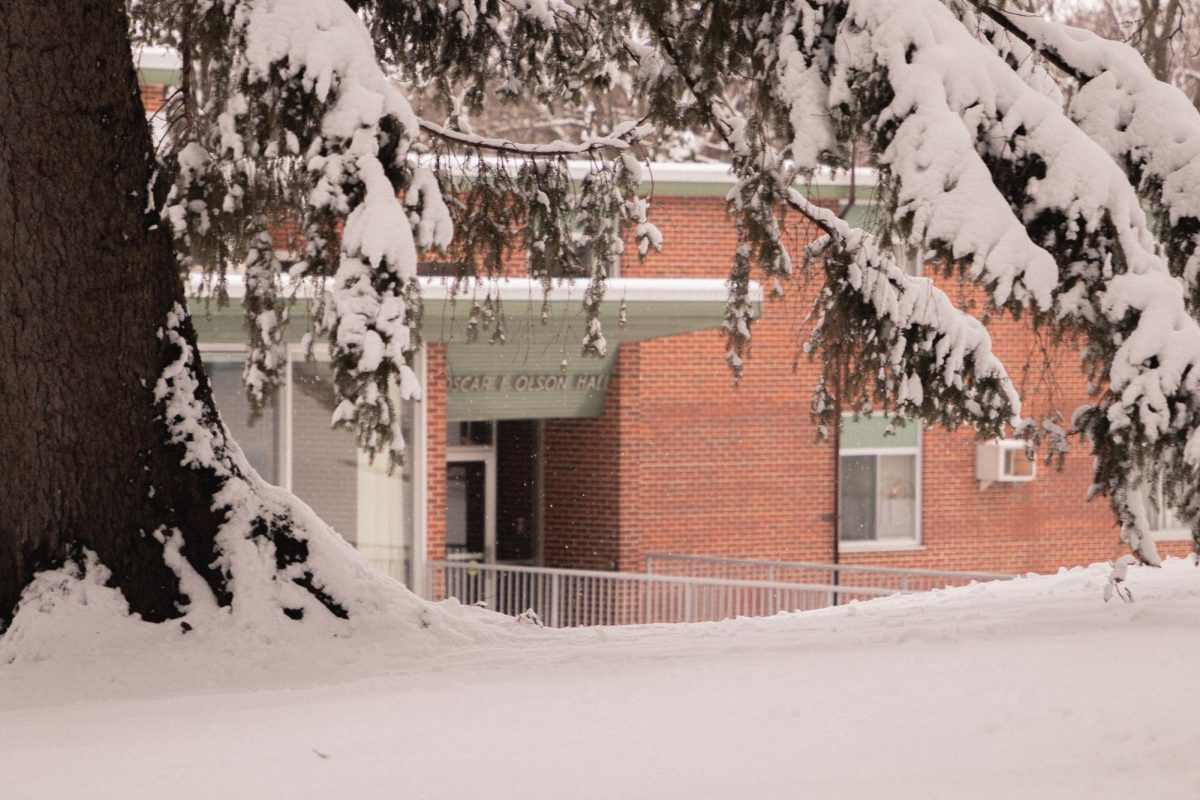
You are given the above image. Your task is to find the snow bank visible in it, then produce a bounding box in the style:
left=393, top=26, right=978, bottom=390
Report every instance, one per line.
left=2, top=560, right=1198, bottom=798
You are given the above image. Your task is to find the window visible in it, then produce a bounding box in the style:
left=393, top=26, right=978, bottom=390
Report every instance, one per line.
left=201, top=347, right=418, bottom=585
left=447, top=421, right=495, bottom=448
left=205, top=354, right=282, bottom=483
left=892, top=243, right=923, bottom=277
left=291, top=360, right=360, bottom=545
left=1141, top=472, right=1188, bottom=541
left=838, top=415, right=921, bottom=547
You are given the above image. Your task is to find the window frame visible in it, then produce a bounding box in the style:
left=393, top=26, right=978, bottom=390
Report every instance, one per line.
left=1144, top=473, right=1190, bottom=542
left=837, top=416, right=923, bottom=552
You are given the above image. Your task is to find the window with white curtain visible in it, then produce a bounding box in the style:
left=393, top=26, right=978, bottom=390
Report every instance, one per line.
left=838, top=415, right=921, bottom=547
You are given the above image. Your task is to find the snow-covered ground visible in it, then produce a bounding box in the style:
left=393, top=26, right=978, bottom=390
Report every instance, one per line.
left=2, top=559, right=1199, bottom=799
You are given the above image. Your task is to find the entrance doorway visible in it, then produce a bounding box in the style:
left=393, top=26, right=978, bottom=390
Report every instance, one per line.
left=445, top=422, right=496, bottom=563
left=444, top=420, right=540, bottom=566
left=444, top=420, right=541, bottom=614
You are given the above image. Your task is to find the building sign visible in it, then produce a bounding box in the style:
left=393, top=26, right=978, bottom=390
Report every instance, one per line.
left=447, top=373, right=611, bottom=394
left=445, top=346, right=618, bottom=421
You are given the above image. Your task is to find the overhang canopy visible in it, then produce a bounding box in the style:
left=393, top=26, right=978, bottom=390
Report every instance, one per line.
left=190, top=276, right=760, bottom=421
left=425, top=278, right=756, bottom=420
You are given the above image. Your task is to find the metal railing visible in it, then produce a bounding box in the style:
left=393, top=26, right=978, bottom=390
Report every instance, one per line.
left=425, top=560, right=898, bottom=627
left=644, top=553, right=1013, bottom=594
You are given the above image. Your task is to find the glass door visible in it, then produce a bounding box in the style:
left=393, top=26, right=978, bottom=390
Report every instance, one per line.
left=445, top=460, right=494, bottom=562
left=445, top=422, right=496, bottom=564
left=445, top=422, right=497, bottom=608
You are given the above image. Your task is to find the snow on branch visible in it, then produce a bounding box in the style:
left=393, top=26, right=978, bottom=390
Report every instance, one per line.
left=170, top=0, right=455, bottom=464
left=637, top=16, right=1017, bottom=435
left=783, top=0, right=1200, bottom=560
left=982, top=8, right=1200, bottom=310
left=783, top=1, right=1062, bottom=313
left=796, top=192, right=1020, bottom=435
left=418, top=116, right=653, bottom=157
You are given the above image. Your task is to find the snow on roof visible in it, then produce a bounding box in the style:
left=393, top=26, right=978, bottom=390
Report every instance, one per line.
left=135, top=46, right=182, bottom=72
left=419, top=276, right=757, bottom=304
left=600, top=161, right=877, bottom=188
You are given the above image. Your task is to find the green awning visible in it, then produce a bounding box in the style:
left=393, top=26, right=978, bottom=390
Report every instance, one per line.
left=190, top=276, right=757, bottom=420
left=426, top=278, right=746, bottom=419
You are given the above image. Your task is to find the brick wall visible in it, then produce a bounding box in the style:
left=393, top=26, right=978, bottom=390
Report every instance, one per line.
left=425, top=344, right=448, bottom=562
left=195, top=165, right=1181, bottom=576
left=617, top=196, right=840, bottom=567
left=536, top=193, right=1184, bottom=575
left=146, top=62, right=1182, bottom=578
left=542, top=347, right=640, bottom=571
left=140, top=84, right=165, bottom=114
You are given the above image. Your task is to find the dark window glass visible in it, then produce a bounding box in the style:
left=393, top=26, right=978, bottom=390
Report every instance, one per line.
left=418, top=260, right=464, bottom=278
left=496, top=420, right=538, bottom=562
left=447, top=421, right=494, bottom=448
left=838, top=455, right=876, bottom=542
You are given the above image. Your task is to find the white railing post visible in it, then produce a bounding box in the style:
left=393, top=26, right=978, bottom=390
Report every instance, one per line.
left=684, top=581, right=695, bottom=623
left=767, top=565, right=776, bottom=615
left=550, top=571, right=561, bottom=628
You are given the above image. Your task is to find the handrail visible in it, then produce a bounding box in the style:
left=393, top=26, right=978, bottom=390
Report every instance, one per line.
left=642, top=553, right=1013, bottom=582
left=424, top=560, right=898, bottom=597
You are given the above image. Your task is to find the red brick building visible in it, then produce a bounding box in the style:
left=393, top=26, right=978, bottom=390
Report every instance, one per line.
left=191, top=163, right=1191, bottom=596
left=423, top=171, right=1192, bottom=580
left=142, top=64, right=1190, bottom=603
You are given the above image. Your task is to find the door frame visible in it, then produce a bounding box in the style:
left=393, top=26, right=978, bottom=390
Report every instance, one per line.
left=445, top=426, right=497, bottom=564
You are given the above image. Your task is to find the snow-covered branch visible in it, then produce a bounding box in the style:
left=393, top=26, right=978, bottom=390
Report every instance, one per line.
left=637, top=13, right=1017, bottom=433
left=169, top=0, right=455, bottom=463
left=779, top=0, right=1200, bottom=560
left=981, top=7, right=1200, bottom=310
left=797, top=191, right=1020, bottom=434
left=418, top=116, right=652, bottom=157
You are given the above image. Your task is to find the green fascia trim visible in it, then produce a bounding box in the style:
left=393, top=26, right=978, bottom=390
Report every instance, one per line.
left=646, top=182, right=737, bottom=198
left=441, top=173, right=865, bottom=201
left=190, top=291, right=745, bottom=347
left=840, top=414, right=920, bottom=449
left=431, top=292, right=730, bottom=420
left=190, top=299, right=317, bottom=345
left=139, top=68, right=182, bottom=86
left=190, top=291, right=737, bottom=421
left=840, top=202, right=889, bottom=231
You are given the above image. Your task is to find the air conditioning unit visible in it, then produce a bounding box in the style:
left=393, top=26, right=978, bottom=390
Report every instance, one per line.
left=976, top=440, right=1036, bottom=490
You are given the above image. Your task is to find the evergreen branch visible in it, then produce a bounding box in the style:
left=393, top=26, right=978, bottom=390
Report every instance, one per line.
left=417, top=116, right=652, bottom=157
left=968, top=2, right=1086, bottom=80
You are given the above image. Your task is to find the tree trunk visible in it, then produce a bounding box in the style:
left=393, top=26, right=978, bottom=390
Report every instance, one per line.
left=0, top=1, right=243, bottom=627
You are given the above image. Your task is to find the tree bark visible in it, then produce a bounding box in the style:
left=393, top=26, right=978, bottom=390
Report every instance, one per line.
left=0, top=0, right=227, bottom=627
